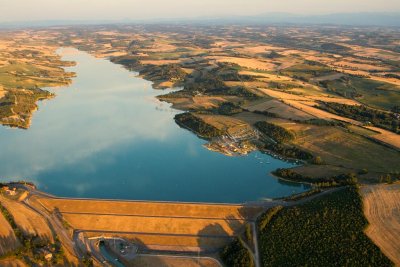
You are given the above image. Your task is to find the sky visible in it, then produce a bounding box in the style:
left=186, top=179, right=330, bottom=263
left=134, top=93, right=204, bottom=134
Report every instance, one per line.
left=0, top=0, right=399, bottom=22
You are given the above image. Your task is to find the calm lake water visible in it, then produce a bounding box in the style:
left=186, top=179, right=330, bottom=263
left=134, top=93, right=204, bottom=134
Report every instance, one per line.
left=0, top=48, right=309, bottom=203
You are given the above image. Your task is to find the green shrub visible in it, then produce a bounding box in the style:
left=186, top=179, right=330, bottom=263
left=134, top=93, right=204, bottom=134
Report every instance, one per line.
left=255, top=121, right=295, bottom=143
left=220, top=238, right=254, bottom=267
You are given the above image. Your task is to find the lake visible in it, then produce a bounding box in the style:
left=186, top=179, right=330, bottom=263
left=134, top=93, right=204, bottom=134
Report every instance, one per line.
left=0, top=48, right=309, bottom=203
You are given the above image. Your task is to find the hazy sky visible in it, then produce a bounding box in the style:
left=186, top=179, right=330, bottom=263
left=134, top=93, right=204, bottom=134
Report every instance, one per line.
left=0, top=0, right=399, bottom=22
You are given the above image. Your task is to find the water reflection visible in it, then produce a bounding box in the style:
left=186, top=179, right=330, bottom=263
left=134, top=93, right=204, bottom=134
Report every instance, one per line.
left=0, top=48, right=309, bottom=202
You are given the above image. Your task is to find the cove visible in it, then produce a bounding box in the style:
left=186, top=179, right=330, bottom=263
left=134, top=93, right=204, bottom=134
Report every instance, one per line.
left=0, top=48, right=309, bottom=203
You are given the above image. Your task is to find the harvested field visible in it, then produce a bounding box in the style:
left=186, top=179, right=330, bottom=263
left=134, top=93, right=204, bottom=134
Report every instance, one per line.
left=347, top=125, right=380, bottom=136
left=0, top=259, right=27, bottom=267
left=157, top=81, right=174, bottom=88
left=339, top=44, right=400, bottom=61
left=142, top=43, right=177, bottom=53
left=208, top=56, right=276, bottom=71
left=361, top=184, right=400, bottom=266
left=332, top=61, right=389, bottom=71
left=0, top=195, right=53, bottom=242
left=161, top=96, right=238, bottom=110
left=140, top=59, right=181, bottom=65
left=365, top=126, right=400, bottom=150
left=311, top=73, right=344, bottom=82
left=257, top=88, right=362, bottom=124
left=212, top=41, right=244, bottom=49
left=127, top=255, right=221, bottom=267
left=272, top=119, right=400, bottom=175
left=284, top=99, right=361, bottom=124
left=334, top=68, right=370, bottom=77
left=259, top=88, right=360, bottom=105
left=232, top=111, right=269, bottom=125
left=235, top=45, right=286, bottom=54
left=276, top=59, right=299, bottom=70
left=194, top=114, right=253, bottom=137
left=244, top=99, right=315, bottom=121
left=225, top=81, right=267, bottom=88
left=368, top=75, right=400, bottom=87
left=239, top=71, right=293, bottom=82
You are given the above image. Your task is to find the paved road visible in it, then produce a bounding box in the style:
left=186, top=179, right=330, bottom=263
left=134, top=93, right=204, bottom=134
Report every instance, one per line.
left=21, top=188, right=84, bottom=262
left=252, top=222, right=261, bottom=267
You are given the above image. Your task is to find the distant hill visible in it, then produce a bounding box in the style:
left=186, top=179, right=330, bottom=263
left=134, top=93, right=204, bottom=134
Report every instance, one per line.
left=188, top=12, right=400, bottom=27
left=0, top=12, right=399, bottom=28
left=237, top=12, right=400, bottom=27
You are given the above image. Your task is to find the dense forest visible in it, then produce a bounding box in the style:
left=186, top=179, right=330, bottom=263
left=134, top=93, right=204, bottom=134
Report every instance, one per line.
left=318, top=102, right=399, bottom=133
left=174, top=112, right=223, bottom=138
left=274, top=168, right=359, bottom=186
left=220, top=238, right=254, bottom=267
left=255, top=121, right=295, bottom=143
left=257, top=187, right=392, bottom=267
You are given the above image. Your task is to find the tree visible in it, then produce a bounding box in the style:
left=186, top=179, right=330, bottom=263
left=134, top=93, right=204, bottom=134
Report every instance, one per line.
left=313, top=156, right=324, bottom=165
left=392, top=120, right=399, bottom=133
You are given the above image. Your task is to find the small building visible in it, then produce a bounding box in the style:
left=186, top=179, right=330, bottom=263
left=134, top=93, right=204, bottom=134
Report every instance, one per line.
left=5, top=188, right=17, bottom=196
left=44, top=252, right=53, bottom=261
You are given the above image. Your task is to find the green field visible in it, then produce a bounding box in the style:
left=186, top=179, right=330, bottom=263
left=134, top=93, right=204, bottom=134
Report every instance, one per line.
left=270, top=119, right=400, bottom=177
left=323, top=76, right=400, bottom=110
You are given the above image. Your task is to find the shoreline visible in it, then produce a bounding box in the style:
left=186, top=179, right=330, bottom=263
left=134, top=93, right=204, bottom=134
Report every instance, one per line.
left=1, top=181, right=297, bottom=206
